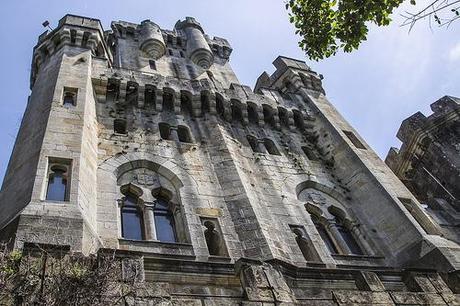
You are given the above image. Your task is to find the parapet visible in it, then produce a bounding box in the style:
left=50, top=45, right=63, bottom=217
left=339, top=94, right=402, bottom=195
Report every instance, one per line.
left=396, top=95, right=460, bottom=143
left=254, top=56, right=324, bottom=95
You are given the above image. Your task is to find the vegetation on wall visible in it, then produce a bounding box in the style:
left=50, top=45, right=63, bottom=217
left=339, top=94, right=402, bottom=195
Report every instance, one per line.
left=0, top=244, right=141, bottom=305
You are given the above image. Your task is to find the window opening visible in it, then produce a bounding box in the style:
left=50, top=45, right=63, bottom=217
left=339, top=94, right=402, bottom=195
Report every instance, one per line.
left=343, top=130, right=366, bottom=150
left=121, top=193, right=144, bottom=240
left=177, top=125, right=192, bottom=143
left=312, top=215, right=338, bottom=254
left=247, top=136, right=261, bottom=153
left=114, top=119, right=127, bottom=134
left=301, top=146, right=318, bottom=161
left=159, top=123, right=171, bottom=140
left=81, top=32, right=91, bottom=48
left=203, top=220, right=226, bottom=256
left=153, top=197, right=177, bottom=242
left=70, top=30, right=76, bottom=44
left=149, top=60, right=156, bottom=70
left=106, top=79, right=120, bottom=103
left=264, top=139, right=281, bottom=155
left=45, top=159, right=71, bottom=202
left=63, top=87, right=78, bottom=106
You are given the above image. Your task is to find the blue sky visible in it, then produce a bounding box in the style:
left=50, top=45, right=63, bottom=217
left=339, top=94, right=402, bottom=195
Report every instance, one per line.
left=0, top=0, right=459, bottom=185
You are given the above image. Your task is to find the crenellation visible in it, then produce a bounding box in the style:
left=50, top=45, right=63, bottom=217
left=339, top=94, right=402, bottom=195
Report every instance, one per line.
left=2, top=14, right=460, bottom=305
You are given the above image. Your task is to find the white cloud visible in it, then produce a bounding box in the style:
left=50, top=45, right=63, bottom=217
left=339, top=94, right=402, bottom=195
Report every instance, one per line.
left=449, top=42, right=460, bottom=62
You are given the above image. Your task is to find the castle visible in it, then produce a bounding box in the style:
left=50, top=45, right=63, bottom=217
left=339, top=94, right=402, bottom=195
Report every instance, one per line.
left=1, top=14, right=460, bottom=305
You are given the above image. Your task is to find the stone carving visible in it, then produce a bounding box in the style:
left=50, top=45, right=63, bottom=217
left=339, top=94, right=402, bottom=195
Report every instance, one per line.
left=235, top=259, right=297, bottom=304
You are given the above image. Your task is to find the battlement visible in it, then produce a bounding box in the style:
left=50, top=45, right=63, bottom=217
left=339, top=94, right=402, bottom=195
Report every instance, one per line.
left=396, top=95, right=460, bottom=143
left=254, top=56, right=324, bottom=95
left=31, top=14, right=111, bottom=89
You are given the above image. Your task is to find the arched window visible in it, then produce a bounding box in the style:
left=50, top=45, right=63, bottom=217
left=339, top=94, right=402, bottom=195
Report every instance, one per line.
left=153, top=197, right=177, bottom=242
left=46, top=165, right=69, bottom=201
left=121, top=193, right=144, bottom=240
left=335, top=217, right=363, bottom=255
left=311, top=215, right=338, bottom=254
left=264, top=138, right=281, bottom=155
left=290, top=225, right=321, bottom=262
left=203, top=220, right=226, bottom=256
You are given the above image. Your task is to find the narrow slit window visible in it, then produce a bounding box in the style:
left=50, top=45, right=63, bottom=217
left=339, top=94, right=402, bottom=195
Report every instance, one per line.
left=144, top=85, right=155, bottom=106
left=70, top=30, right=76, bottom=44
left=149, top=60, right=156, bottom=70
left=81, top=32, right=91, bottom=48
left=126, top=82, right=138, bottom=105
left=106, top=79, right=120, bottom=103
left=343, top=130, right=366, bottom=150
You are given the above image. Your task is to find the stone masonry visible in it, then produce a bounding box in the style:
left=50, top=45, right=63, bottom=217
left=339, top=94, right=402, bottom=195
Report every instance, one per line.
left=386, top=96, right=460, bottom=245
left=1, top=14, right=460, bottom=305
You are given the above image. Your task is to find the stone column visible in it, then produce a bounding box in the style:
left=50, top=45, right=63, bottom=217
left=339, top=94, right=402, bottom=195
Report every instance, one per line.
left=144, top=204, right=156, bottom=240
left=328, top=222, right=352, bottom=255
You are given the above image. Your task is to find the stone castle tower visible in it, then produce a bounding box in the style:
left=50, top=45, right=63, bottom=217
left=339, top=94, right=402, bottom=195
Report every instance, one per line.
left=1, top=14, right=460, bottom=305
left=386, top=96, right=460, bottom=245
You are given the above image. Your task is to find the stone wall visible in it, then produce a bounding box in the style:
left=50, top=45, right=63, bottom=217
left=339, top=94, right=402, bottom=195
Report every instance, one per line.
left=1, top=13, right=460, bottom=305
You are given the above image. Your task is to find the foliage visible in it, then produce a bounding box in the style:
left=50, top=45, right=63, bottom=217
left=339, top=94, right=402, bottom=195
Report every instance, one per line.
left=0, top=244, right=141, bottom=306
left=286, top=0, right=460, bottom=60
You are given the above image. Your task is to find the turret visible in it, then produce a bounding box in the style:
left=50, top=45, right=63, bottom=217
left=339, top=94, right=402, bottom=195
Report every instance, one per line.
left=139, top=20, right=166, bottom=59
left=175, top=17, right=213, bottom=69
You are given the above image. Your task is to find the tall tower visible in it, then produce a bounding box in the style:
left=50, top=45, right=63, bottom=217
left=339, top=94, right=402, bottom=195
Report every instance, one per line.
left=1, top=14, right=460, bottom=305
left=386, top=96, right=460, bottom=244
